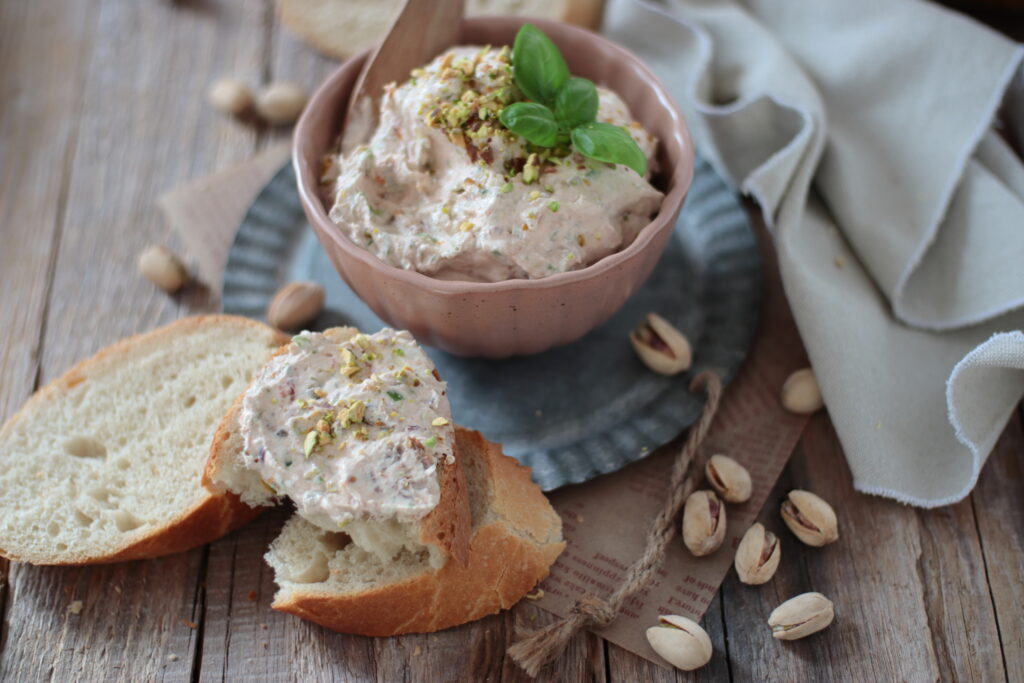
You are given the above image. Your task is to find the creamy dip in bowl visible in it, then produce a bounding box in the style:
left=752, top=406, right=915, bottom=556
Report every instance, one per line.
left=323, top=45, right=664, bottom=282
left=294, top=17, right=694, bottom=357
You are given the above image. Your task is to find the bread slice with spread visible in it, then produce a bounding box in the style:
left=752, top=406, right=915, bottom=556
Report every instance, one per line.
left=0, top=316, right=286, bottom=564
left=265, top=427, right=565, bottom=635
left=204, top=327, right=472, bottom=570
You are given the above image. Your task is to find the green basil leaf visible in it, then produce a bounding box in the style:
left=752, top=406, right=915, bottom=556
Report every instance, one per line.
left=512, top=24, right=570, bottom=106
left=570, top=122, right=648, bottom=176
left=554, top=77, right=598, bottom=129
left=499, top=102, right=559, bottom=147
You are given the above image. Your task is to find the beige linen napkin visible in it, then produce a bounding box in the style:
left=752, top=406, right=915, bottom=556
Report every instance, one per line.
left=606, top=0, right=1024, bottom=505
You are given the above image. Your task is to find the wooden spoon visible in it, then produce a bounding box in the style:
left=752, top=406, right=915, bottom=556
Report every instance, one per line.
left=341, top=0, right=465, bottom=151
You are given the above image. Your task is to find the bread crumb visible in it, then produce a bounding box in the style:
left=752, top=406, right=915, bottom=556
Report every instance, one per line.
left=68, top=600, right=83, bottom=615
left=262, top=642, right=269, bottom=649
left=412, top=645, right=422, bottom=656
left=834, top=256, right=845, bottom=269
left=525, top=589, right=544, bottom=600
left=247, top=590, right=257, bottom=601
left=260, top=623, right=268, bottom=630
left=167, top=654, right=179, bottom=662
left=181, top=618, right=198, bottom=629
left=575, top=514, right=584, bottom=523
left=534, top=409, right=543, bottom=417
left=114, top=586, right=122, bottom=593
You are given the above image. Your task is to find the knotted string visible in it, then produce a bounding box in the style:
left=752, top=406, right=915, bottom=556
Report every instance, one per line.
left=507, top=370, right=723, bottom=677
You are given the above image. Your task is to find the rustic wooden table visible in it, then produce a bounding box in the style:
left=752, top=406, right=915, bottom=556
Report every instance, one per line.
left=1, top=1, right=1022, bottom=681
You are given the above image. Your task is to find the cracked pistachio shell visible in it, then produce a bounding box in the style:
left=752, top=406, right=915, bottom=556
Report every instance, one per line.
left=781, top=368, right=824, bottom=414
left=781, top=490, right=838, bottom=547
left=630, top=313, right=693, bottom=376
left=734, top=523, right=781, bottom=585
left=682, top=490, right=726, bottom=556
left=705, top=454, right=752, bottom=503
left=645, top=615, right=713, bottom=671
left=768, top=592, right=834, bottom=640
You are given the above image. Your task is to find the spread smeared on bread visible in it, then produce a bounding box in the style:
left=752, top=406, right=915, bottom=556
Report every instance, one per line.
left=241, top=328, right=454, bottom=529
left=206, top=326, right=471, bottom=569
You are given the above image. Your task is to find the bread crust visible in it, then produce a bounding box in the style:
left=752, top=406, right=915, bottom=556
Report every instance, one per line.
left=0, top=315, right=286, bottom=565
left=203, top=327, right=472, bottom=566
left=270, top=428, right=564, bottom=635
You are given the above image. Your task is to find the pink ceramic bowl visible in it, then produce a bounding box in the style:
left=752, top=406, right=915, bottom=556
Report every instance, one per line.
left=294, top=16, right=694, bottom=358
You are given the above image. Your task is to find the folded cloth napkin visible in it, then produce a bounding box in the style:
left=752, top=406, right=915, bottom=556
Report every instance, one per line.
left=605, top=0, right=1024, bottom=506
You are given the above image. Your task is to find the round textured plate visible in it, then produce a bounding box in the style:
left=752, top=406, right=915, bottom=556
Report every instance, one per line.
left=223, top=157, right=761, bottom=490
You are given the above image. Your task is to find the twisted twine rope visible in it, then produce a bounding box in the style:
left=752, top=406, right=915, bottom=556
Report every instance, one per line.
left=507, top=370, right=723, bottom=678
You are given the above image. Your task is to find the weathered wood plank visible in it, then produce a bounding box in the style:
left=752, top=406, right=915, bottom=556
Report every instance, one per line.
left=971, top=413, right=1024, bottom=683
left=1, top=0, right=265, bottom=680
left=718, top=414, right=1006, bottom=682
left=0, top=0, right=102, bottom=670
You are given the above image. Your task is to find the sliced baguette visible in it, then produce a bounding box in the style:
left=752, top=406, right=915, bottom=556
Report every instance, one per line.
left=0, top=316, right=286, bottom=565
left=277, top=0, right=607, bottom=60
left=203, top=327, right=471, bottom=569
left=265, top=427, right=565, bottom=635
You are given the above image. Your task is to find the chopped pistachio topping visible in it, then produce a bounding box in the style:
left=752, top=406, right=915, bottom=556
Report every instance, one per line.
left=303, top=430, right=318, bottom=456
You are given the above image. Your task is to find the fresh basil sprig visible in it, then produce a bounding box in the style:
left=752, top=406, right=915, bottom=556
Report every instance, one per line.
left=498, top=24, right=648, bottom=176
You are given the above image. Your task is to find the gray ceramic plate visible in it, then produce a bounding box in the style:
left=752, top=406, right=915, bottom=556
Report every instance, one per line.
left=223, top=157, right=761, bottom=490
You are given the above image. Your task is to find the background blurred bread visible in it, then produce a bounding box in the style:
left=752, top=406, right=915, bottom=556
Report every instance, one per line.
left=277, top=0, right=606, bottom=59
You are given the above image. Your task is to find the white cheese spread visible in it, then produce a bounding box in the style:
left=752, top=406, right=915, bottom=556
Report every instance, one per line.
left=323, top=45, right=664, bottom=282
left=239, top=328, right=453, bottom=532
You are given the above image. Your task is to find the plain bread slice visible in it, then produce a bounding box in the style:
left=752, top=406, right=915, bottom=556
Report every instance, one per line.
left=0, top=315, right=286, bottom=564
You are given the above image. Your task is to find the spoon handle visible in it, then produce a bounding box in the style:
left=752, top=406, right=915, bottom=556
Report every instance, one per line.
left=342, top=0, right=465, bottom=149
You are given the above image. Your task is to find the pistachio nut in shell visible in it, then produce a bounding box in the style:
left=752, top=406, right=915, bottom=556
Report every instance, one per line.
left=630, top=313, right=692, bottom=376
left=267, top=281, right=325, bottom=330
left=781, top=368, right=824, bottom=414
left=682, top=490, right=726, bottom=556
left=781, top=490, right=838, bottom=546
left=768, top=592, right=834, bottom=640
left=705, top=454, right=752, bottom=503
left=138, top=245, right=190, bottom=294
left=645, top=615, right=713, bottom=671
left=207, top=77, right=253, bottom=116
left=255, top=81, right=308, bottom=125
left=734, top=523, right=781, bottom=585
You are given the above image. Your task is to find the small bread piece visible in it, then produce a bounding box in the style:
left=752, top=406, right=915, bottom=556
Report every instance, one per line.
left=0, top=316, right=286, bottom=565
left=203, top=327, right=471, bottom=569
left=265, top=427, right=564, bottom=635
left=277, top=0, right=607, bottom=60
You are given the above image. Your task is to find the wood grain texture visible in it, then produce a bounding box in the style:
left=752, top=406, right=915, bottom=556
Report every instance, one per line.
left=972, top=412, right=1024, bottom=683
left=0, top=0, right=102, bottom=672
left=718, top=413, right=1009, bottom=683
left=0, top=0, right=1022, bottom=680
left=0, top=0, right=263, bottom=680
